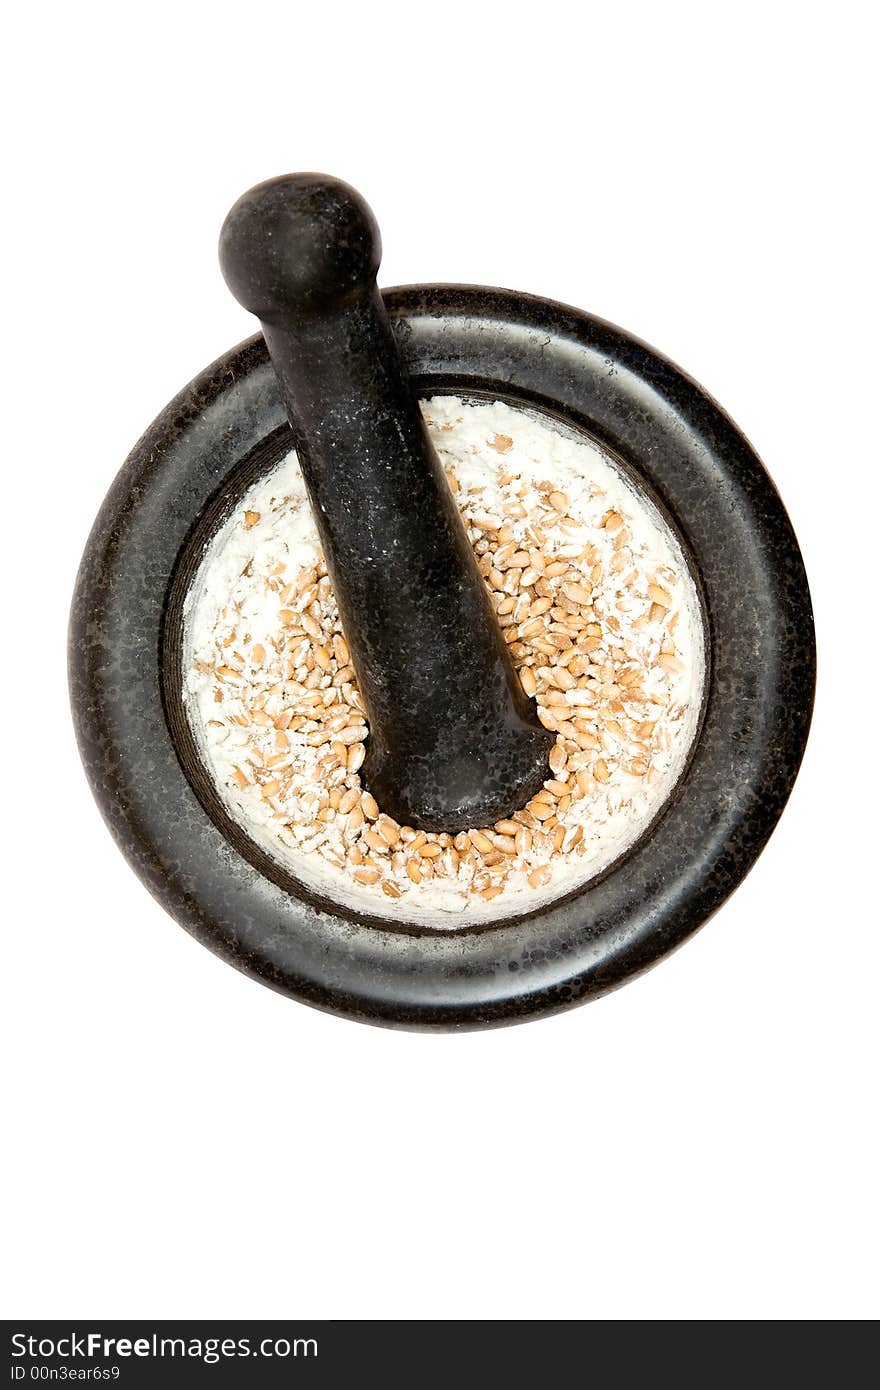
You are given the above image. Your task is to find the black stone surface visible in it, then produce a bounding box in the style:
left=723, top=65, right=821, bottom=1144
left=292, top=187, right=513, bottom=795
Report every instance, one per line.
left=218, top=176, right=553, bottom=831
left=68, top=286, right=816, bottom=1029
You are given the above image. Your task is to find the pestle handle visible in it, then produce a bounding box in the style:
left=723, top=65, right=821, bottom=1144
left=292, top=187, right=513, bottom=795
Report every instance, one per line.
left=219, top=174, right=552, bottom=833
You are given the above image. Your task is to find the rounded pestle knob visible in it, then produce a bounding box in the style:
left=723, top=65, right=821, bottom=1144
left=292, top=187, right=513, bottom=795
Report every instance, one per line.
left=219, top=174, right=554, bottom=833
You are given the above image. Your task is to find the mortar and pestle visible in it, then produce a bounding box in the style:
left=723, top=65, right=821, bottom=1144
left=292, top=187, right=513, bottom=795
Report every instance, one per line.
left=69, top=174, right=815, bottom=1028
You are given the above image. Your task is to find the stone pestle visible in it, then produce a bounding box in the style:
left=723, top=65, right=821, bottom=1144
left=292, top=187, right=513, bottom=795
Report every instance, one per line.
left=219, top=173, right=553, bottom=832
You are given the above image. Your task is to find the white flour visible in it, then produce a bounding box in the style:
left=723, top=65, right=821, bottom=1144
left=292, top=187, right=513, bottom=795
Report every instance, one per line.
left=183, top=397, right=705, bottom=925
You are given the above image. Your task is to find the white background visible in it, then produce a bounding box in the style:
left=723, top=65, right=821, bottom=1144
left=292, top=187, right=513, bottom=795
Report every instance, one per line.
left=3, top=2, right=877, bottom=1321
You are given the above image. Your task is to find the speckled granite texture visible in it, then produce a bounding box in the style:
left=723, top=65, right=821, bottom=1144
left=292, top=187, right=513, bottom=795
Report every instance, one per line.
left=69, top=287, right=815, bottom=1028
